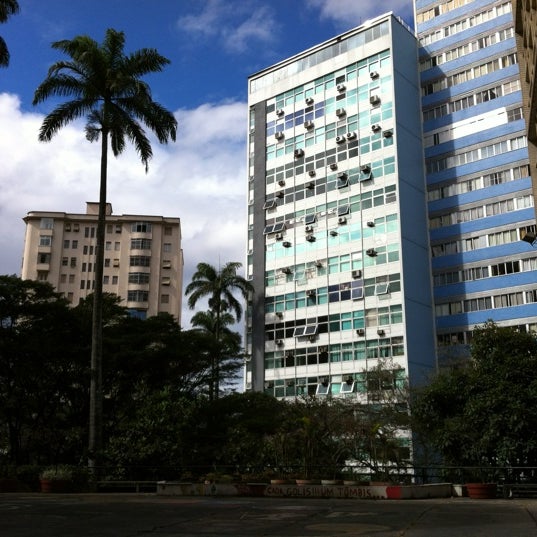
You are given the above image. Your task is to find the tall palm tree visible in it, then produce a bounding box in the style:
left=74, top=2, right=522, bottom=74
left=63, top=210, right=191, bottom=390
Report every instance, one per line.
left=32, top=29, right=177, bottom=472
left=185, top=262, right=253, bottom=399
left=0, top=0, right=19, bottom=67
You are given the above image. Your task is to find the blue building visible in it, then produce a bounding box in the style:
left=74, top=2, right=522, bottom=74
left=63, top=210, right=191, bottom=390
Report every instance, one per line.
left=245, top=14, right=437, bottom=398
left=415, top=0, right=537, bottom=360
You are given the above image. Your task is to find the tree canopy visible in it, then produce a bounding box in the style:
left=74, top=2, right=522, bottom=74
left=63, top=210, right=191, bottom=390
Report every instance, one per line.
left=0, top=0, right=19, bottom=67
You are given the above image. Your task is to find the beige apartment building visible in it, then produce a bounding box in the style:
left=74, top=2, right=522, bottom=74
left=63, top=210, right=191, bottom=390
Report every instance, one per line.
left=21, top=202, right=183, bottom=323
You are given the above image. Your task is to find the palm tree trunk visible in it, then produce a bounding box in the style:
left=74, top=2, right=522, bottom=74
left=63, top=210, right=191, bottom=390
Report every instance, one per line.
left=88, top=128, right=108, bottom=475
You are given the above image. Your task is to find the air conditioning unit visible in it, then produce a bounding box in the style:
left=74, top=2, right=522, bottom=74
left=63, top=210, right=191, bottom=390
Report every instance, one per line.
left=304, top=120, right=314, bottom=129
left=275, top=311, right=284, bottom=318
left=335, top=135, right=345, bottom=144
left=337, top=83, right=346, bottom=92
left=337, top=172, right=348, bottom=180
left=377, top=329, right=385, bottom=336
left=371, top=124, right=382, bottom=132
left=265, top=381, right=274, bottom=389
left=305, top=97, right=314, bottom=105
left=308, top=170, right=316, bottom=177
left=113, top=260, right=120, bottom=267
left=275, top=339, right=283, bottom=346
left=338, top=216, right=347, bottom=225
left=367, top=221, right=375, bottom=227
left=356, top=328, right=365, bottom=336
left=366, top=248, right=377, bottom=257
left=383, top=129, right=393, bottom=138
left=276, top=108, right=284, bottom=116
left=315, top=260, right=323, bottom=267
left=308, top=334, right=317, bottom=342
left=306, top=289, right=316, bottom=297
left=275, top=232, right=283, bottom=241
left=361, top=164, right=371, bottom=173
left=329, top=230, right=338, bottom=236
left=64, top=223, right=71, bottom=231
left=352, top=269, right=362, bottom=279
left=276, top=190, right=284, bottom=198
left=286, top=379, right=295, bottom=387
left=281, top=267, right=292, bottom=274
left=305, top=225, right=314, bottom=233
left=330, top=163, right=338, bottom=170
left=306, top=235, right=316, bottom=242
left=294, top=148, right=304, bottom=158
left=278, top=179, right=286, bottom=187
left=346, top=131, right=357, bottom=140
left=275, top=131, right=284, bottom=140
left=370, top=71, right=379, bottom=79
left=336, top=108, right=346, bottom=117
left=306, top=181, right=315, bottom=189
left=283, top=241, right=292, bottom=248
left=370, top=94, right=381, bottom=105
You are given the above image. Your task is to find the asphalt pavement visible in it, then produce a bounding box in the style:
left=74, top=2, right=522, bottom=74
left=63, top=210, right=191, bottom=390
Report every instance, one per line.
left=1, top=493, right=537, bottom=536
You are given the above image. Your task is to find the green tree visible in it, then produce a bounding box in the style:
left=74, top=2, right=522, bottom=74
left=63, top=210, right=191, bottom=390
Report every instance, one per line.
left=0, top=0, right=19, bottom=67
left=412, top=321, right=537, bottom=473
left=33, top=29, right=177, bottom=471
left=185, top=262, right=253, bottom=400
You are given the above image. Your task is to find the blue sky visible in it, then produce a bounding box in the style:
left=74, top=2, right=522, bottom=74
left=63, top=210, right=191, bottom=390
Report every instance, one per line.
left=0, top=0, right=414, bottom=326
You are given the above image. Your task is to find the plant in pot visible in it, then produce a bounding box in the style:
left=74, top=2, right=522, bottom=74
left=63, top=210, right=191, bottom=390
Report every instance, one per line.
left=39, top=465, right=74, bottom=493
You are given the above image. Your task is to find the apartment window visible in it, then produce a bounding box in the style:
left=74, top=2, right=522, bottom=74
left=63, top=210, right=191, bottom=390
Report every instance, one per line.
left=62, top=257, right=68, bottom=266
left=114, top=242, right=120, bottom=251
left=128, top=272, right=150, bottom=284
left=39, top=235, right=52, bottom=247
left=115, top=224, right=122, bottom=233
left=107, top=224, right=113, bottom=233
left=40, top=218, right=53, bottom=229
left=67, top=292, right=74, bottom=303
left=127, top=290, right=149, bottom=302
left=37, top=271, right=48, bottom=281
left=60, top=274, right=67, bottom=283
left=161, top=294, right=170, bottom=304
left=69, top=274, right=75, bottom=283
left=64, top=240, right=70, bottom=248
left=103, top=275, right=109, bottom=285
left=80, top=280, right=85, bottom=290
left=83, top=245, right=88, bottom=254
left=105, top=241, right=112, bottom=250
left=82, top=263, right=87, bottom=272
left=72, top=240, right=78, bottom=249
left=130, top=256, right=151, bottom=267
left=112, top=276, right=118, bottom=285
left=70, top=257, right=77, bottom=268
left=104, top=259, right=110, bottom=268
left=131, top=222, right=152, bottom=233
left=163, top=243, right=172, bottom=253
left=130, top=238, right=152, bottom=250
left=37, top=253, right=51, bottom=264
left=164, top=226, right=172, bottom=236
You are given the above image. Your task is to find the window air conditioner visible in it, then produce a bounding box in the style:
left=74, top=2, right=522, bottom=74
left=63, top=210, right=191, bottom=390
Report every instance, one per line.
left=336, top=108, right=346, bottom=117
left=278, top=179, right=286, bottom=187
left=306, top=181, right=315, bottom=189
left=306, top=235, right=316, bottom=243
left=366, top=248, right=377, bottom=257
left=275, top=131, right=284, bottom=140
left=275, top=339, right=283, bottom=346
left=304, top=120, right=314, bottom=129
left=306, top=289, right=316, bottom=297
left=275, top=232, right=283, bottom=241
left=338, top=216, right=347, bottom=225
left=308, top=334, right=317, bottom=342
left=337, top=83, right=346, bottom=92
left=294, top=148, right=304, bottom=158
left=315, top=260, right=323, bottom=267
left=346, top=131, right=357, bottom=140
left=383, top=129, right=393, bottom=138
left=281, top=267, right=292, bottom=274
left=335, top=135, right=345, bottom=144
left=283, top=241, right=292, bottom=248
left=352, top=269, right=362, bottom=279
left=367, top=221, right=375, bottom=227
left=356, top=328, right=365, bottom=336
left=377, top=329, right=385, bottom=336
left=276, top=190, right=284, bottom=198
left=276, top=108, right=284, bottom=116
left=370, top=94, right=381, bottom=105
left=370, top=71, right=379, bottom=79
left=113, top=260, right=120, bottom=267
left=361, top=164, right=371, bottom=173
left=337, top=172, right=348, bottom=180
left=330, top=163, right=338, bottom=170
left=329, top=230, right=338, bottom=236
left=371, top=124, right=382, bottom=132
left=305, top=97, right=314, bottom=105
left=308, top=170, right=316, bottom=177
left=305, top=225, right=314, bottom=233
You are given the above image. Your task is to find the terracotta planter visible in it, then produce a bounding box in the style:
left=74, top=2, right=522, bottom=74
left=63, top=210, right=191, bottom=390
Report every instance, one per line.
left=295, top=479, right=318, bottom=486
left=465, top=483, right=497, bottom=499
left=270, top=479, right=288, bottom=485
left=40, top=479, right=72, bottom=493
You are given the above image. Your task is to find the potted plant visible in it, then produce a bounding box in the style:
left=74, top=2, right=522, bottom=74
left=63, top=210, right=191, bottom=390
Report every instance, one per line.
left=39, top=465, right=74, bottom=493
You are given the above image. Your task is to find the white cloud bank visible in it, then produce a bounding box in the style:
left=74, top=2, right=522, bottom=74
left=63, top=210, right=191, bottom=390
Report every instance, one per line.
left=0, top=93, right=248, bottom=327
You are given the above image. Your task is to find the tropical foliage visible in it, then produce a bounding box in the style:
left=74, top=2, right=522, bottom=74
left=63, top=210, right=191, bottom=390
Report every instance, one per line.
left=0, top=0, right=19, bottom=67
left=32, top=28, right=177, bottom=468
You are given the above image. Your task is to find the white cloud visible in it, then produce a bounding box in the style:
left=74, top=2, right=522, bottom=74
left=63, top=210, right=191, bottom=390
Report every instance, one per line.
left=0, top=93, right=249, bottom=328
left=305, top=0, right=414, bottom=28
left=177, top=0, right=279, bottom=54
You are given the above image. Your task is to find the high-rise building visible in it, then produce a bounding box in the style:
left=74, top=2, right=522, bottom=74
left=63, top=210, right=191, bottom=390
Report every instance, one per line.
left=415, top=0, right=537, bottom=360
left=21, top=202, right=183, bottom=322
left=513, top=0, right=537, bottom=194
left=245, top=14, right=437, bottom=398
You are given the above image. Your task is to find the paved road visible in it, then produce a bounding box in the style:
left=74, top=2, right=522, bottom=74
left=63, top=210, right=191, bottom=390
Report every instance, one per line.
left=1, top=494, right=537, bottom=536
